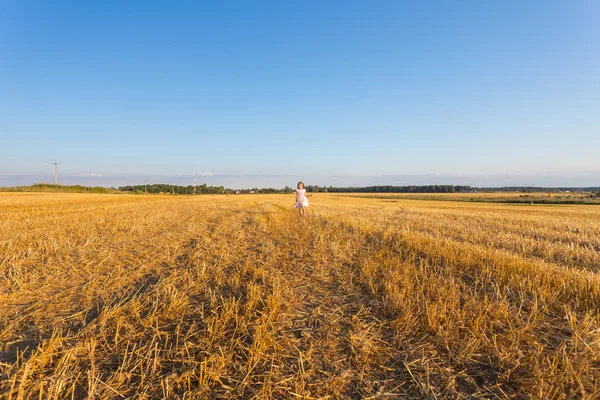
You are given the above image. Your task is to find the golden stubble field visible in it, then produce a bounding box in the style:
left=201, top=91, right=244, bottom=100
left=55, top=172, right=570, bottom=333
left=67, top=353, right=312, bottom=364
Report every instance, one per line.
left=1, top=192, right=599, bottom=399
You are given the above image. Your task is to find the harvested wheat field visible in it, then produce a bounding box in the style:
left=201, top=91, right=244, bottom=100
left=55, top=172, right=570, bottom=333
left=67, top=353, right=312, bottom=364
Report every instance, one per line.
left=1, top=192, right=600, bottom=399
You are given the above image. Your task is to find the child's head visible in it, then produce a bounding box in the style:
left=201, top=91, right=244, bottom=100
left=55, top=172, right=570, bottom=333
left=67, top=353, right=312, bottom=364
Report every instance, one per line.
left=297, top=181, right=304, bottom=189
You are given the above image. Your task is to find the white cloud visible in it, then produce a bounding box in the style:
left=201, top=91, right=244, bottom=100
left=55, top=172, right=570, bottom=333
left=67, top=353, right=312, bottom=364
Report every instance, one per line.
left=77, top=173, right=103, bottom=177
left=186, top=172, right=214, bottom=177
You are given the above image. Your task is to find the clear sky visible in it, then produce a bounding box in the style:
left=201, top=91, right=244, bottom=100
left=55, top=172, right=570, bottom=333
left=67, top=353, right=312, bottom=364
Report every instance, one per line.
left=1, top=0, right=599, bottom=188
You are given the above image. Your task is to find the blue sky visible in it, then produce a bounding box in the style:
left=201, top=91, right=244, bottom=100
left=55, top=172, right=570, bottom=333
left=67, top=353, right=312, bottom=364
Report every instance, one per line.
left=1, top=1, right=599, bottom=188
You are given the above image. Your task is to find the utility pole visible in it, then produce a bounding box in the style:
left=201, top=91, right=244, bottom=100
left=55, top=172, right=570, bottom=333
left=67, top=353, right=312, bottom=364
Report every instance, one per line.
left=144, top=180, right=147, bottom=193
left=193, top=173, right=197, bottom=194
left=52, top=160, right=60, bottom=185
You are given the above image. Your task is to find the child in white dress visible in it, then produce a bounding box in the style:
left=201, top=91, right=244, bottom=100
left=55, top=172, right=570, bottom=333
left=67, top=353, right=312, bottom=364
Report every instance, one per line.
left=295, top=181, right=311, bottom=217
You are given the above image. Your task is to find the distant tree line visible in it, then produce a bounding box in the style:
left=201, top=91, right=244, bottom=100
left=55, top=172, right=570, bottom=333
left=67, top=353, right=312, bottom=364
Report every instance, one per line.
left=306, top=185, right=472, bottom=193
left=258, top=186, right=294, bottom=194
left=118, top=184, right=474, bottom=194
left=116, top=184, right=600, bottom=196
left=118, top=184, right=224, bottom=194
left=3, top=183, right=598, bottom=196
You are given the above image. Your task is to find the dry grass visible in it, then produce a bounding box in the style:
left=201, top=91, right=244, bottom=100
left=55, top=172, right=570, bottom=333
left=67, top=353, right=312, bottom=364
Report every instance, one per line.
left=1, top=192, right=599, bottom=399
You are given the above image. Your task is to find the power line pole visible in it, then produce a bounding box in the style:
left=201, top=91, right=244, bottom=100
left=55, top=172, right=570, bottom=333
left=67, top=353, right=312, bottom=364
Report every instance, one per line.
left=194, top=173, right=197, bottom=194
left=52, top=160, right=60, bottom=185
left=144, top=180, right=147, bottom=193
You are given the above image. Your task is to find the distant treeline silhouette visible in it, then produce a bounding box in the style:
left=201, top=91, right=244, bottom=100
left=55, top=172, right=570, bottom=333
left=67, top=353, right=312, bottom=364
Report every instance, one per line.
left=119, top=184, right=225, bottom=194
left=2, top=183, right=598, bottom=195
left=312, top=185, right=471, bottom=193
left=118, top=184, right=473, bottom=194
left=117, top=184, right=600, bottom=195
left=317, top=185, right=600, bottom=193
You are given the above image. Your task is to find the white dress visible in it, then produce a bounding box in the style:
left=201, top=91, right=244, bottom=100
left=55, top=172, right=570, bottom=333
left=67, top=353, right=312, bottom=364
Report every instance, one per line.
left=295, top=189, right=309, bottom=208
